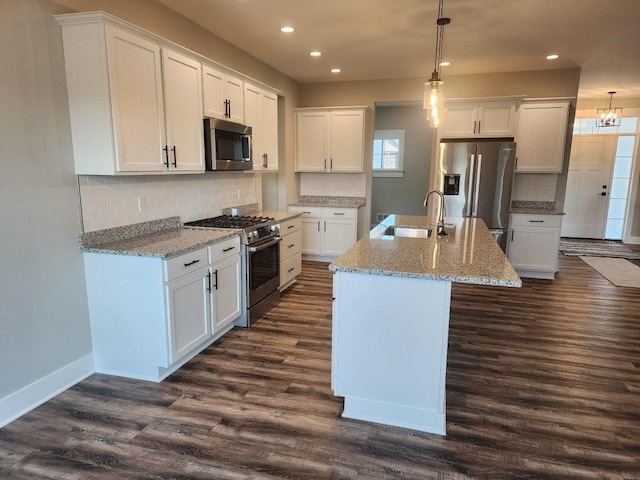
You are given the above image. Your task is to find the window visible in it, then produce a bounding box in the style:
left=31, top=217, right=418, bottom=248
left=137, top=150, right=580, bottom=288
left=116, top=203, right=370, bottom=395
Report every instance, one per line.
left=373, top=130, right=405, bottom=177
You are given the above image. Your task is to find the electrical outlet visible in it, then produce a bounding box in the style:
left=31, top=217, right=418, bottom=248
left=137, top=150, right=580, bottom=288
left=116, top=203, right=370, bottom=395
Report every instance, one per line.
left=137, top=196, right=146, bottom=212
left=544, top=187, right=555, bottom=195
left=234, top=188, right=240, bottom=199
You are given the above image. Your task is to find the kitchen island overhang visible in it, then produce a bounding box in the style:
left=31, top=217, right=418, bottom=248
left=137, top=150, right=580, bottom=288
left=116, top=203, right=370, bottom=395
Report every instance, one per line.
left=329, top=215, right=521, bottom=436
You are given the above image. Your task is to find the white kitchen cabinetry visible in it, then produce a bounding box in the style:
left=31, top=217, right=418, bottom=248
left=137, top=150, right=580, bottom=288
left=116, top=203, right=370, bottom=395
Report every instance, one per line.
left=279, top=216, right=302, bottom=290
left=288, top=206, right=358, bottom=259
left=244, top=83, right=279, bottom=171
left=202, top=65, right=244, bottom=124
left=56, top=14, right=204, bottom=175
left=515, top=102, right=570, bottom=173
left=295, top=107, right=366, bottom=173
left=208, top=237, right=242, bottom=331
left=507, top=214, right=562, bottom=279
left=83, top=237, right=241, bottom=382
left=441, top=99, right=517, bottom=138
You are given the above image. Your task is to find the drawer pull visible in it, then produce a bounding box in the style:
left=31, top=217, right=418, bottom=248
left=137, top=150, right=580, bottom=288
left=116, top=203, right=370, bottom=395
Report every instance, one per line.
left=183, top=259, right=200, bottom=267
left=222, top=246, right=236, bottom=252
left=288, top=225, right=295, bottom=229
left=528, top=220, right=544, bottom=223
left=333, top=212, right=345, bottom=216
left=287, top=267, right=295, bottom=273
left=288, top=243, right=295, bottom=248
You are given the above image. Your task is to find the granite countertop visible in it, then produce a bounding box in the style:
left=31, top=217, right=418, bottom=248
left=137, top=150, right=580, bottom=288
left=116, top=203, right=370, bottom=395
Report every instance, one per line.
left=510, top=201, right=565, bottom=215
left=329, top=215, right=521, bottom=287
left=289, top=196, right=366, bottom=208
left=79, top=217, right=239, bottom=258
left=257, top=210, right=304, bottom=222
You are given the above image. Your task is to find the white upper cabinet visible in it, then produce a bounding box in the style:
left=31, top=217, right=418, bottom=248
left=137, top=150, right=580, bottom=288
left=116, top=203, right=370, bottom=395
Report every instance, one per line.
left=202, top=65, right=244, bottom=124
left=295, top=107, right=366, bottom=173
left=56, top=14, right=204, bottom=174
left=441, top=99, right=517, bottom=138
left=162, top=48, right=205, bottom=172
left=515, top=102, right=570, bottom=173
left=244, top=83, right=278, bottom=171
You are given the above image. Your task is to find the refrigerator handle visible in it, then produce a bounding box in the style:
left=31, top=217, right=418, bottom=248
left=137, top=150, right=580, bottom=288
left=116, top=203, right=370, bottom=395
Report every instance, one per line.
left=473, top=154, right=483, bottom=217
left=467, top=154, right=476, bottom=217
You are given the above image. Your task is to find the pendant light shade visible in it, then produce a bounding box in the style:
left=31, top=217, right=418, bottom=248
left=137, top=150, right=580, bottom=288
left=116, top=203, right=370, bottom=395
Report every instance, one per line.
left=596, top=91, right=622, bottom=128
left=425, top=0, right=450, bottom=128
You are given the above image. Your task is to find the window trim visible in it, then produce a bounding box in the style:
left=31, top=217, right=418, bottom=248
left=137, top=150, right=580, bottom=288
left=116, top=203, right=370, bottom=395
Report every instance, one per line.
left=373, top=129, right=405, bottom=178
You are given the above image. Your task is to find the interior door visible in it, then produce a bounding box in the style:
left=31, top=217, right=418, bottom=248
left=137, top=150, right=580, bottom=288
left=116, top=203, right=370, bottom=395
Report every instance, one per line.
left=561, top=135, right=616, bottom=238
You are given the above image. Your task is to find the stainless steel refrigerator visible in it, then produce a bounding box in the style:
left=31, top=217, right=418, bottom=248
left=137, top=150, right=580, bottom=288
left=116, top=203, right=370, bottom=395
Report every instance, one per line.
left=436, top=139, right=516, bottom=251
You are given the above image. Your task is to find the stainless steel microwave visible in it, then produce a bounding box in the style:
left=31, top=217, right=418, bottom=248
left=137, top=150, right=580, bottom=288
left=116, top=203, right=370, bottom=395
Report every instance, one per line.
left=204, top=118, right=252, bottom=171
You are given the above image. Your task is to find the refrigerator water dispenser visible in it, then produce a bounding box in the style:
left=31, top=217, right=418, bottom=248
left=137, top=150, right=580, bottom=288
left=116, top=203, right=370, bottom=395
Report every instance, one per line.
left=443, top=174, right=460, bottom=195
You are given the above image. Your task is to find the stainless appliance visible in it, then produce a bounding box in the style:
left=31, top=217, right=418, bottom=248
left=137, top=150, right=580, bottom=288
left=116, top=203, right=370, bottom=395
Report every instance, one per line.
left=436, top=139, right=516, bottom=251
left=184, top=215, right=281, bottom=326
left=204, top=118, right=253, bottom=171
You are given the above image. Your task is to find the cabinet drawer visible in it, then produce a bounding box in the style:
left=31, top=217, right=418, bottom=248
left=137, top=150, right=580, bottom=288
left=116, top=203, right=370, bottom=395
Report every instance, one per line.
left=165, top=247, right=208, bottom=281
left=279, top=216, right=301, bottom=235
left=323, top=207, right=356, bottom=219
left=280, top=252, right=302, bottom=288
left=208, top=236, right=241, bottom=264
left=280, top=229, right=302, bottom=261
left=511, top=214, right=562, bottom=228
left=289, top=206, right=322, bottom=218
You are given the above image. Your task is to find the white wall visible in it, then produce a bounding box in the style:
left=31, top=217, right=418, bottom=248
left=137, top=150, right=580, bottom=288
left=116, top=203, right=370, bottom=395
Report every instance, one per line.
left=0, top=0, right=93, bottom=415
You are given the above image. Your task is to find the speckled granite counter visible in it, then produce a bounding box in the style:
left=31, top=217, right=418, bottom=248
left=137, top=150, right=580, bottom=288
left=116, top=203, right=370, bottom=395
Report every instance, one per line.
left=80, top=217, right=238, bottom=258
left=289, top=196, right=366, bottom=208
left=510, top=201, right=564, bottom=215
left=329, top=215, right=521, bottom=287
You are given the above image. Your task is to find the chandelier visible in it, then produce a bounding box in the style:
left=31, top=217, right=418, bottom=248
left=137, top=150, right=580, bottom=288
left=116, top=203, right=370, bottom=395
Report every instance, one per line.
left=424, top=0, right=450, bottom=128
left=596, top=91, right=622, bottom=128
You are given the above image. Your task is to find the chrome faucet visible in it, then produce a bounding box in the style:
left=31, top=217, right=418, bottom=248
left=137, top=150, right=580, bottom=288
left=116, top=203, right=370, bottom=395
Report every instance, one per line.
left=423, top=190, right=447, bottom=236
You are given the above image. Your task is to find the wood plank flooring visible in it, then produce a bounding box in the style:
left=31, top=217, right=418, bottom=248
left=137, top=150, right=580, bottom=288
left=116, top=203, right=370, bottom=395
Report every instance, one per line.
left=1, top=256, right=639, bottom=479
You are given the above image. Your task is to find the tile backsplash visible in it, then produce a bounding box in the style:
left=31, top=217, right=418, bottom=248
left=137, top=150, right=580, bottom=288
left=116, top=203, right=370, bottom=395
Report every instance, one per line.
left=300, top=173, right=367, bottom=197
left=78, top=173, right=257, bottom=232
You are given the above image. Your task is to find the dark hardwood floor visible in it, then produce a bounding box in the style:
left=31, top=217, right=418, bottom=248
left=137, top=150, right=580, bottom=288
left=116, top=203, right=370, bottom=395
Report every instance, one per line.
left=1, top=256, right=639, bottom=479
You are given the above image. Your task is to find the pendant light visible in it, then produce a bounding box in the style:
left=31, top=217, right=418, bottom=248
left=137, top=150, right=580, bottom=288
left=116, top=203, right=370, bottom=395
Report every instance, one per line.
left=424, top=0, right=450, bottom=128
left=596, top=91, right=622, bottom=128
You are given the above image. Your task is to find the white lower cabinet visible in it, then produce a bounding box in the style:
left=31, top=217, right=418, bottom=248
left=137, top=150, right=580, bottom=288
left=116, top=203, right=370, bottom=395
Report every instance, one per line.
left=288, top=206, right=358, bottom=259
left=84, top=237, right=241, bottom=382
left=507, top=214, right=562, bottom=279
left=279, top=216, right=302, bottom=290
left=208, top=237, right=242, bottom=331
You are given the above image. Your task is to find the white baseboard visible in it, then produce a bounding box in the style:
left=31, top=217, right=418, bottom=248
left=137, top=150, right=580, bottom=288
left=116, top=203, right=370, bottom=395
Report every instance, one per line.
left=624, top=235, right=640, bottom=245
left=0, top=353, right=95, bottom=428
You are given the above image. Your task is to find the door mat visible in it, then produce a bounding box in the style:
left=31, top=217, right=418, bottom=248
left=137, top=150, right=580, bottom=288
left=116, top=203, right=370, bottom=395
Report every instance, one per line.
left=560, top=238, right=640, bottom=260
left=579, top=256, right=640, bottom=288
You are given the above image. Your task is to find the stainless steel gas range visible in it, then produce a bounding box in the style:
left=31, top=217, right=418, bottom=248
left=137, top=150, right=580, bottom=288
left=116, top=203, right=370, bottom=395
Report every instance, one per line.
left=184, top=214, right=281, bottom=327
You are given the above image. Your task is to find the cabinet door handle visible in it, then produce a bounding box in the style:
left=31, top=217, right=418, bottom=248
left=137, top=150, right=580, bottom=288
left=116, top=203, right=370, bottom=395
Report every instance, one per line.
left=511, top=230, right=514, bottom=242
left=222, top=246, right=236, bottom=252
left=214, top=269, right=218, bottom=290
left=287, top=225, right=295, bottom=229
left=171, top=146, right=177, bottom=167
left=477, top=120, right=481, bottom=133
left=206, top=271, right=212, bottom=293
left=324, top=221, right=326, bottom=232
left=263, top=153, right=268, bottom=168
left=330, top=158, right=333, bottom=170
left=163, top=145, right=170, bottom=168
left=324, top=158, right=327, bottom=170
left=288, top=243, right=295, bottom=248
left=184, top=259, right=200, bottom=267
left=287, top=267, right=295, bottom=273
left=317, top=221, right=320, bottom=232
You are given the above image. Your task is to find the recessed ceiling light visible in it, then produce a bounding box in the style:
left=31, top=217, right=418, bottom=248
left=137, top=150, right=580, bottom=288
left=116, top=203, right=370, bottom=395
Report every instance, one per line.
left=331, top=68, right=341, bottom=73
left=440, top=61, right=450, bottom=67
left=546, top=54, right=559, bottom=60
left=310, top=51, right=322, bottom=57
left=280, top=26, right=294, bottom=33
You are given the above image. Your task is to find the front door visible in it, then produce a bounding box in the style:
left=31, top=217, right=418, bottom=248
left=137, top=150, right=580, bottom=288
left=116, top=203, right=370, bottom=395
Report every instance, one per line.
left=562, top=135, right=616, bottom=238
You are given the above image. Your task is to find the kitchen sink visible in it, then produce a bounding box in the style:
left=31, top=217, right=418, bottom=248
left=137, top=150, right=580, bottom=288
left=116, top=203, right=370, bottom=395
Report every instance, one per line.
left=383, top=226, right=433, bottom=238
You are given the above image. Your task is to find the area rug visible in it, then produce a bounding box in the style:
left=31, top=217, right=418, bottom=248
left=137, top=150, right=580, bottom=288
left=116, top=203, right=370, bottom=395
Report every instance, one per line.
left=560, top=238, right=640, bottom=260
left=579, top=256, right=640, bottom=288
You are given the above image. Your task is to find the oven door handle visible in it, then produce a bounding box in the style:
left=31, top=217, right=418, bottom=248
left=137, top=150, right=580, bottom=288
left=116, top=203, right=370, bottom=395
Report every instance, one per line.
left=248, top=236, right=282, bottom=253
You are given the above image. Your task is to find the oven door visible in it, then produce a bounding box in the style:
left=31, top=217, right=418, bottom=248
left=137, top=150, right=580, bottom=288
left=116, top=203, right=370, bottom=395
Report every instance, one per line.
left=247, top=236, right=281, bottom=308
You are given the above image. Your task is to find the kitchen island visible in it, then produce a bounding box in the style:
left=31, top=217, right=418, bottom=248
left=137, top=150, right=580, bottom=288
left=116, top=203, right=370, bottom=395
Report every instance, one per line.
left=329, top=215, right=520, bottom=435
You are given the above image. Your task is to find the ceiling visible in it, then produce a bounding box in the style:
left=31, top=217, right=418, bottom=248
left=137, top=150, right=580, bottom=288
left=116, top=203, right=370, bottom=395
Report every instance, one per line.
left=156, top=0, right=640, bottom=100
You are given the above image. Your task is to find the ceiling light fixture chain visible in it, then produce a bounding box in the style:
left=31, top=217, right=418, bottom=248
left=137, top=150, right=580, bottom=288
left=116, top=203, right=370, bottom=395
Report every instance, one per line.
left=424, top=0, right=451, bottom=128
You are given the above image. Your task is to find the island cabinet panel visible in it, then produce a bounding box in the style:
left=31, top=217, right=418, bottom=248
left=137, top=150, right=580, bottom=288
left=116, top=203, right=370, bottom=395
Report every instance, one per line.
left=332, top=271, right=451, bottom=435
